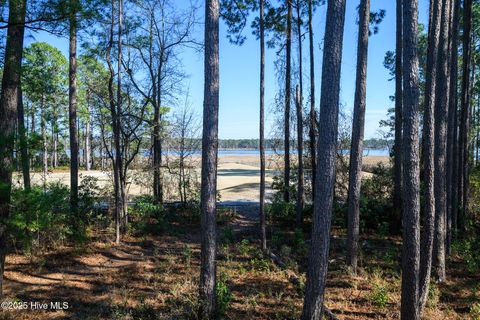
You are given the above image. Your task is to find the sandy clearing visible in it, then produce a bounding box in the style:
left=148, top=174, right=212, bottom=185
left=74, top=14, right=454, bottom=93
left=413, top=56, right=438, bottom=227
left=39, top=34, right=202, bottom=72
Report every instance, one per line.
left=13, top=154, right=388, bottom=202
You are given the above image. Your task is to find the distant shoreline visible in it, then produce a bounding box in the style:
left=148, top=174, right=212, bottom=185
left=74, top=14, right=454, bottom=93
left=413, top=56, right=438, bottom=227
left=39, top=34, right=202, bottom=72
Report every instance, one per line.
left=158, top=148, right=391, bottom=157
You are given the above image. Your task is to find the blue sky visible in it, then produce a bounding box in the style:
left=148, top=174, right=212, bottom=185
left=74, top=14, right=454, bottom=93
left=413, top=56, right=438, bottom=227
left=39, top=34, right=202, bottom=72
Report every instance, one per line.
left=25, top=0, right=430, bottom=140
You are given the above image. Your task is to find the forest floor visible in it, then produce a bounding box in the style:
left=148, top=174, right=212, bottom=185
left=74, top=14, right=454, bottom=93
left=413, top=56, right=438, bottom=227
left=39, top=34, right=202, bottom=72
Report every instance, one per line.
left=2, top=203, right=479, bottom=320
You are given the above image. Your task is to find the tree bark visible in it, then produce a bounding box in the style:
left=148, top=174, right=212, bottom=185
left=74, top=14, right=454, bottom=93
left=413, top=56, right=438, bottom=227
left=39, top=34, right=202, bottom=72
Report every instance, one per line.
left=474, top=102, right=480, bottom=167
left=284, top=0, right=292, bottom=203
left=116, top=0, right=124, bottom=240
left=69, top=0, right=79, bottom=213
left=300, top=0, right=346, bottom=318
left=17, top=82, right=30, bottom=190
left=432, top=0, right=451, bottom=284
left=447, top=0, right=459, bottom=251
left=199, top=0, right=219, bottom=318
left=418, top=0, right=442, bottom=311
left=393, top=0, right=403, bottom=218
left=52, top=123, right=58, bottom=168
left=85, top=93, right=91, bottom=171
left=0, top=0, right=26, bottom=295
left=346, top=0, right=370, bottom=275
left=451, top=0, right=460, bottom=235
left=400, top=0, right=421, bottom=318
left=308, top=0, right=316, bottom=198
left=295, top=0, right=304, bottom=229
left=295, top=85, right=304, bottom=229
left=153, top=66, right=163, bottom=204
left=259, top=0, right=267, bottom=251
left=41, top=101, right=48, bottom=186
left=458, top=0, right=472, bottom=232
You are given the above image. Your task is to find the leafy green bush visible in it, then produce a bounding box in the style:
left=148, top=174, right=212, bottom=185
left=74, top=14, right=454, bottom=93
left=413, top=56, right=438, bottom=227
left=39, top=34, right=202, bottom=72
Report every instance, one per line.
left=359, top=165, right=394, bottom=232
left=368, top=283, right=389, bottom=308
left=8, top=183, right=72, bottom=252
left=249, top=257, right=272, bottom=272
left=130, top=195, right=166, bottom=235
left=237, top=239, right=252, bottom=256
left=78, top=176, right=104, bottom=229
left=216, top=273, right=232, bottom=317
left=452, top=239, right=480, bottom=273
left=220, top=226, right=234, bottom=244
left=470, top=302, right=480, bottom=320
left=271, top=174, right=297, bottom=204
left=8, top=177, right=103, bottom=252
left=266, top=200, right=295, bottom=224
left=182, top=244, right=192, bottom=268
left=332, top=163, right=397, bottom=234
left=427, top=283, right=440, bottom=309
left=468, top=168, right=480, bottom=227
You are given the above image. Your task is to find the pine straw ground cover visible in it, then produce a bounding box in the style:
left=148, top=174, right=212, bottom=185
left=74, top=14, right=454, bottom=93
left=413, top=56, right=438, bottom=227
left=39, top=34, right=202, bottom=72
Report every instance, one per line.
left=1, top=208, right=479, bottom=320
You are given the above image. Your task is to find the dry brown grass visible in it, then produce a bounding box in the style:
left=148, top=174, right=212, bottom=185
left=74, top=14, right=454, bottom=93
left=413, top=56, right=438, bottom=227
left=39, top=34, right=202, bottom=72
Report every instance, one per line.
left=2, top=208, right=478, bottom=320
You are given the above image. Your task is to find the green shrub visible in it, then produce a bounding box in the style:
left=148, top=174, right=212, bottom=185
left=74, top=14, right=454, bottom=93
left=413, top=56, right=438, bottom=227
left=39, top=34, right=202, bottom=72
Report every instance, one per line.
left=78, top=175, right=103, bottom=232
left=470, top=302, right=480, bottom=320
left=182, top=244, right=192, bottom=268
left=249, top=257, right=272, bottom=272
left=360, top=164, right=396, bottom=233
left=237, top=239, right=251, bottom=256
left=271, top=174, right=296, bottom=204
left=382, top=246, right=399, bottom=266
left=266, top=200, right=295, bottom=225
left=368, top=283, right=389, bottom=308
left=271, top=230, right=283, bottom=248
left=427, top=283, right=440, bottom=309
left=130, top=195, right=166, bottom=235
left=452, top=239, right=480, bottom=274
left=220, top=226, right=234, bottom=244
left=216, top=273, right=232, bottom=317
left=8, top=183, right=72, bottom=252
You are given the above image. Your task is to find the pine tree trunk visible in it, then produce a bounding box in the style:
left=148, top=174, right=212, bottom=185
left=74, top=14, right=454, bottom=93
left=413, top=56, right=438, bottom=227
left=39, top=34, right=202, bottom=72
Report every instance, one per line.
left=42, top=105, right=48, bottom=185
left=308, top=0, right=316, bottom=199
left=458, top=0, right=472, bottom=232
left=451, top=0, right=460, bottom=234
left=400, top=0, right=421, bottom=318
left=295, top=85, right=304, bottom=229
left=259, top=0, right=267, bottom=251
left=17, top=82, right=30, bottom=190
left=418, top=0, right=442, bottom=311
left=115, top=0, right=124, bottom=242
left=463, top=60, right=475, bottom=228
left=432, top=0, right=451, bottom=285
left=0, top=0, right=26, bottom=295
left=153, top=57, right=164, bottom=205
left=85, top=94, right=91, bottom=171
left=153, top=106, right=162, bottom=203
left=284, top=0, right=292, bottom=203
left=393, top=0, right=403, bottom=221
left=447, top=0, right=460, bottom=254
left=69, top=0, right=79, bottom=212
left=476, top=105, right=480, bottom=167
left=346, top=0, right=370, bottom=275
left=53, top=126, right=58, bottom=168
left=199, top=0, right=219, bottom=318
left=300, top=0, right=346, bottom=318
left=295, top=1, right=304, bottom=229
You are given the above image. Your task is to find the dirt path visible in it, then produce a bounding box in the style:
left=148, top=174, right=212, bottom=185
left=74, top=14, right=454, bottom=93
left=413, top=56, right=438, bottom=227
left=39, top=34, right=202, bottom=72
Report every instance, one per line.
left=220, top=202, right=260, bottom=237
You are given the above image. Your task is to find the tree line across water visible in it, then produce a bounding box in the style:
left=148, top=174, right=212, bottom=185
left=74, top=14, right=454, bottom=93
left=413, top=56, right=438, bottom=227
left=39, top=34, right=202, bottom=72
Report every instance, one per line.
left=0, top=0, right=479, bottom=319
